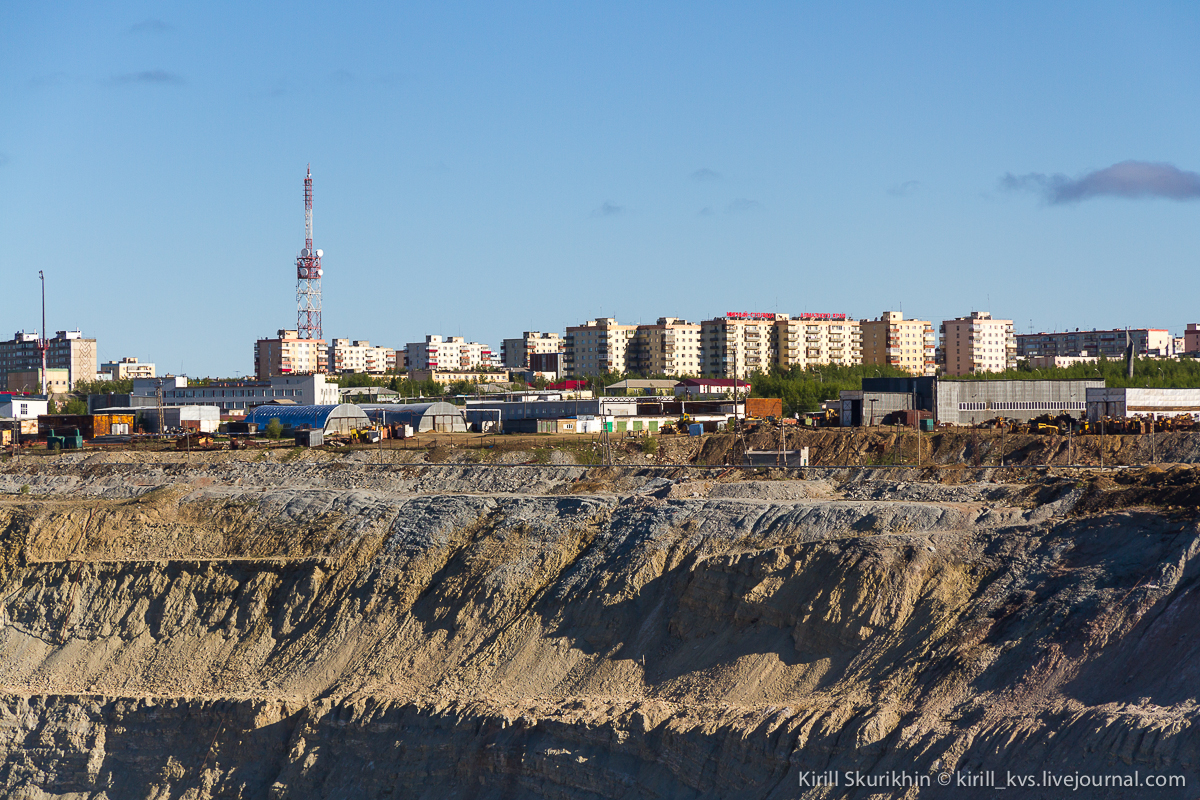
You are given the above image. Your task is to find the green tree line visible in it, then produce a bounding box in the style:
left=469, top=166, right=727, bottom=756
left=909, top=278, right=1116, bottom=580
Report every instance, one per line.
left=750, top=364, right=914, bottom=415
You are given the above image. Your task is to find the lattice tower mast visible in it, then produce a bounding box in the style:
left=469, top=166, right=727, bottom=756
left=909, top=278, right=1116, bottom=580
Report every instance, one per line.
left=296, top=165, right=323, bottom=340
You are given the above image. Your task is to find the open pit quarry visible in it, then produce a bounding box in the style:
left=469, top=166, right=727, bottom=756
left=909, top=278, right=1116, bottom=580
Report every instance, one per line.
left=0, top=447, right=1198, bottom=798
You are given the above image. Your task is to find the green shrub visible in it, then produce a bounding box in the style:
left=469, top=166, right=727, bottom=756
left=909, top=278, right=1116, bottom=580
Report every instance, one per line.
left=265, top=418, right=284, bottom=439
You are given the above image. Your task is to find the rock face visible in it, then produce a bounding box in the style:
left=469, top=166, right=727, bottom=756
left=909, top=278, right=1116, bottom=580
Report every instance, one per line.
left=0, top=456, right=1198, bottom=798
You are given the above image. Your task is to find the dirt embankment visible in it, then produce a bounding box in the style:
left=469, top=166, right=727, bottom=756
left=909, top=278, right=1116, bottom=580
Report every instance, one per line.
left=688, top=427, right=1200, bottom=468
left=0, top=456, right=1197, bottom=798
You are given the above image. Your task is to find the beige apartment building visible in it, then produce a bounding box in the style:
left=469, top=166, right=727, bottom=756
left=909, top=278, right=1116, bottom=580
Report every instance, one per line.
left=327, top=339, right=397, bottom=374
left=254, top=330, right=327, bottom=379
left=501, top=331, right=562, bottom=369
left=101, top=356, right=156, bottom=380
left=774, top=314, right=862, bottom=369
left=630, top=318, right=703, bottom=377
left=940, top=311, right=1017, bottom=376
left=860, top=312, right=936, bottom=376
left=563, top=318, right=638, bottom=377
left=700, top=313, right=784, bottom=380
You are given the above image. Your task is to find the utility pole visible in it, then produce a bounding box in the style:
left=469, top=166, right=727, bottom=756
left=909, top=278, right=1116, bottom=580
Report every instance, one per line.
left=156, top=378, right=165, bottom=439
left=38, top=271, right=48, bottom=399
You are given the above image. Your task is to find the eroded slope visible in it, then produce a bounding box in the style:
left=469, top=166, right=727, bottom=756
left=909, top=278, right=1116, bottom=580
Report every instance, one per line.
left=0, top=458, right=1196, bottom=798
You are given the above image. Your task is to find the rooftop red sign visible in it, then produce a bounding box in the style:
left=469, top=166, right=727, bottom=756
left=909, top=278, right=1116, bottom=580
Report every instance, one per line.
left=725, top=312, right=776, bottom=320
left=798, top=313, right=846, bottom=320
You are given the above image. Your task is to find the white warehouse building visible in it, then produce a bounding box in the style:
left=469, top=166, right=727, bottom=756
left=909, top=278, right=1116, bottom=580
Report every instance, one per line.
left=1087, top=388, right=1200, bottom=421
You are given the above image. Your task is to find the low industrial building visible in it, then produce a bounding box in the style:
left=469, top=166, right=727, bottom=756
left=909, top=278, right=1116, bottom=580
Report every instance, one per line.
left=840, top=377, right=936, bottom=427
left=243, top=404, right=370, bottom=435
left=151, top=406, right=221, bottom=433
left=338, top=386, right=401, bottom=403
left=0, top=394, right=49, bottom=420
left=937, top=380, right=1100, bottom=426
left=605, top=379, right=679, bottom=396
left=465, top=395, right=741, bottom=434
left=839, top=378, right=1102, bottom=427
left=37, top=412, right=136, bottom=439
left=360, top=402, right=468, bottom=433
left=1086, top=388, right=1200, bottom=421
left=119, top=374, right=338, bottom=411
left=468, top=397, right=638, bottom=425
left=408, top=369, right=513, bottom=386
left=674, top=378, right=750, bottom=397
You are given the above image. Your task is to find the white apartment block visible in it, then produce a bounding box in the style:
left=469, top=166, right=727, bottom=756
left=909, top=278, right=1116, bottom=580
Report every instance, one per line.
left=940, top=311, right=1017, bottom=376
left=501, top=332, right=562, bottom=369
left=774, top=314, right=862, bottom=370
left=101, top=357, right=156, bottom=380
left=254, top=330, right=327, bottom=379
left=701, top=313, right=785, bottom=380
left=630, top=318, right=703, bottom=377
left=860, top=312, right=936, bottom=376
left=327, top=339, right=397, bottom=374
left=563, top=318, right=638, bottom=377
left=405, top=335, right=495, bottom=372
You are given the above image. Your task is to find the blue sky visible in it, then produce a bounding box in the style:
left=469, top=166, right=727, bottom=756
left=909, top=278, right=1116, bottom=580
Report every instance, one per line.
left=2, top=2, right=1199, bottom=376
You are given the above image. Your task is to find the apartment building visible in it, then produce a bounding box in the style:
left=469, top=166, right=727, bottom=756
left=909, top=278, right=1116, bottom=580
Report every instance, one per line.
left=563, top=318, right=638, bottom=377
left=1016, top=328, right=1174, bottom=360
left=501, top=332, right=562, bottom=369
left=404, top=335, right=495, bottom=372
left=629, top=318, right=703, bottom=377
left=327, top=339, right=397, bottom=374
left=700, top=313, right=785, bottom=380
left=254, top=330, right=327, bottom=379
left=940, top=312, right=1017, bottom=376
left=860, top=312, right=936, bottom=376
left=774, top=314, right=862, bottom=370
left=0, top=330, right=98, bottom=388
left=101, top=357, right=156, bottom=380
left=1186, top=324, right=1200, bottom=355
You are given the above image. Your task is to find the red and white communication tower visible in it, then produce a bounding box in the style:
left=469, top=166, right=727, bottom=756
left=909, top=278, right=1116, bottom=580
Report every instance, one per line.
left=295, top=165, right=323, bottom=340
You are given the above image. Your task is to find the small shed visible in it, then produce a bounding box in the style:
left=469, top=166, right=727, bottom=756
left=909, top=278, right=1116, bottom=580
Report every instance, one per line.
left=361, top=402, right=467, bottom=432
left=244, top=404, right=370, bottom=435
